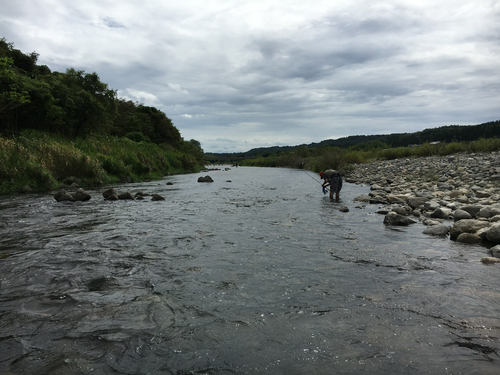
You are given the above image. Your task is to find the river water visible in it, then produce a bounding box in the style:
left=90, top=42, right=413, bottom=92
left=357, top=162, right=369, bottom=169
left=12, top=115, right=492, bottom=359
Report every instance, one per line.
left=0, top=166, right=499, bottom=374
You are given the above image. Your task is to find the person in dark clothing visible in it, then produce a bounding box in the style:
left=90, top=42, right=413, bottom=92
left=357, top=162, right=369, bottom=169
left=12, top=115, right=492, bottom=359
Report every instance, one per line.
left=320, top=169, right=342, bottom=201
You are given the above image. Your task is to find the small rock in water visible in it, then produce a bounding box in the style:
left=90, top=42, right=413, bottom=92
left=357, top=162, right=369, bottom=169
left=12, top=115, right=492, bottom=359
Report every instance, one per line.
left=481, top=257, right=500, bottom=264
left=383, top=212, right=417, bottom=226
left=118, top=192, right=134, bottom=200
left=103, top=188, right=117, bottom=199
left=423, top=224, right=449, bottom=236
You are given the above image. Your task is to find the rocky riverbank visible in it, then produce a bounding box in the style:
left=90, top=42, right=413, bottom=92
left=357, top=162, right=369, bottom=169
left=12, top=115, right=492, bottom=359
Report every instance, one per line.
left=345, top=152, right=500, bottom=262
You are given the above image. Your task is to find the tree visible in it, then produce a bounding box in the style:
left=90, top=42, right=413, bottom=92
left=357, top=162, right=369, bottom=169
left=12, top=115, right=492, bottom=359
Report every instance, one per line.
left=0, top=57, right=31, bottom=133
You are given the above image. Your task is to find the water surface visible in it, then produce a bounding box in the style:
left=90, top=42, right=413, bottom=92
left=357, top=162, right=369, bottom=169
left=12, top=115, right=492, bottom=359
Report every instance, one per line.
left=1, top=167, right=499, bottom=374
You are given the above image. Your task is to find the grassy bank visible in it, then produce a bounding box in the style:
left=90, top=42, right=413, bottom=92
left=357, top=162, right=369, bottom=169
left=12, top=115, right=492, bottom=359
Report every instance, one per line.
left=241, top=137, right=500, bottom=174
left=0, top=130, right=203, bottom=195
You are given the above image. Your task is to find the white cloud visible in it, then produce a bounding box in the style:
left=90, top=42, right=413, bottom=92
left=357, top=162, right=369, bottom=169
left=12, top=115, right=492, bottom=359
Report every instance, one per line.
left=117, top=88, right=159, bottom=106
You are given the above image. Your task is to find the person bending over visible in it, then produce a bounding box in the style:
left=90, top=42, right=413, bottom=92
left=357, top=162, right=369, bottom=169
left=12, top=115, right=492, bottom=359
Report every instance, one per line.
left=320, top=169, right=342, bottom=202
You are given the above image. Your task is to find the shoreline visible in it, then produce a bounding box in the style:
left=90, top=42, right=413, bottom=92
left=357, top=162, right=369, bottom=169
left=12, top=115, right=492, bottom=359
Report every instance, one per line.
left=345, top=151, right=500, bottom=260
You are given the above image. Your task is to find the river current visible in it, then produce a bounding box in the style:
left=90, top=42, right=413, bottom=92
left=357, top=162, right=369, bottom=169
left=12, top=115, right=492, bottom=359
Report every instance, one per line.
left=0, top=166, right=499, bottom=374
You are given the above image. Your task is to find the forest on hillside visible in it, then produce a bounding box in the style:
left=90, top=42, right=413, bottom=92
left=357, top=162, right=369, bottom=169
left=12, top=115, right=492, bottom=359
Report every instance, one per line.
left=0, top=37, right=203, bottom=161
left=0, top=38, right=205, bottom=194
left=236, top=120, right=500, bottom=158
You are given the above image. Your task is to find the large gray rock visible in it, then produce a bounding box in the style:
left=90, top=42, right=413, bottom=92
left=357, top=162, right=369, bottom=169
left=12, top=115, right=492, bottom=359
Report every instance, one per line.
left=424, top=201, right=441, bottom=211
left=477, top=206, right=500, bottom=219
left=485, top=223, right=500, bottom=244
left=198, top=176, right=214, bottom=183
left=388, top=194, right=408, bottom=204
left=408, top=196, right=428, bottom=209
left=73, top=188, right=91, bottom=201
left=118, top=192, right=134, bottom=200
left=54, top=189, right=76, bottom=202
left=449, top=219, right=491, bottom=240
left=383, top=212, right=417, bottom=226
left=490, top=245, right=500, bottom=258
left=430, top=207, right=452, bottom=219
left=481, top=257, right=500, bottom=264
left=392, top=206, right=411, bottom=216
left=423, top=224, right=449, bottom=236
left=103, top=188, right=117, bottom=199
left=460, top=205, right=483, bottom=218
left=456, top=233, right=483, bottom=244
left=453, top=209, right=472, bottom=221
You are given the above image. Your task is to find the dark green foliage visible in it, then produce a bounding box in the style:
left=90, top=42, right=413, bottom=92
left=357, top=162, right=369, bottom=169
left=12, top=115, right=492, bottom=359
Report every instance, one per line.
left=0, top=130, right=203, bottom=194
left=124, top=132, right=151, bottom=143
left=0, top=38, right=205, bottom=194
left=0, top=38, right=201, bottom=153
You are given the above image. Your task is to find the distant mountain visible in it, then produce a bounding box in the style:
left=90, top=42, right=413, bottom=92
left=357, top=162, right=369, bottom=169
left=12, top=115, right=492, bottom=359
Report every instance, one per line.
left=249, top=120, right=500, bottom=155
left=206, top=120, right=500, bottom=159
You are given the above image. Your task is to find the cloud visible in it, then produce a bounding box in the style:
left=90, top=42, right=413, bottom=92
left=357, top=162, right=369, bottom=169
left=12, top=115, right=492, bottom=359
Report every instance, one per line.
left=117, top=88, right=159, bottom=106
left=1, top=0, right=499, bottom=152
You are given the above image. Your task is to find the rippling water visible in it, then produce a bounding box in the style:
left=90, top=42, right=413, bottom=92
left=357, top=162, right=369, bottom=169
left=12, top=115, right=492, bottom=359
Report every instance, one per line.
left=1, top=166, right=499, bottom=374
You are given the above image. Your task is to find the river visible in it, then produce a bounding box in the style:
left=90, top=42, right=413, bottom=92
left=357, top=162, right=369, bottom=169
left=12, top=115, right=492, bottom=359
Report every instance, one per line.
left=0, top=166, right=499, bottom=374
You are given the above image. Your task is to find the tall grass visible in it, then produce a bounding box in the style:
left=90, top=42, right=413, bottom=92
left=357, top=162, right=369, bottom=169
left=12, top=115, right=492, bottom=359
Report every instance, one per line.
left=0, top=130, right=202, bottom=194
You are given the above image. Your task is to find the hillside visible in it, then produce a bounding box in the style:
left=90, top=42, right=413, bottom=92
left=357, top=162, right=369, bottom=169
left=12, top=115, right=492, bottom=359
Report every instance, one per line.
left=206, top=120, right=500, bottom=160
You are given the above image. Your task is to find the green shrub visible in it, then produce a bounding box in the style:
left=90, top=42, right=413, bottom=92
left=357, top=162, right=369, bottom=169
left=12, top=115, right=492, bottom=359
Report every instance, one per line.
left=0, top=130, right=203, bottom=194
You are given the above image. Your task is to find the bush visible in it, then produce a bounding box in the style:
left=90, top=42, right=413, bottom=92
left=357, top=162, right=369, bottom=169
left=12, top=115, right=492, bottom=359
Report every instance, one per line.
left=0, top=130, right=203, bottom=194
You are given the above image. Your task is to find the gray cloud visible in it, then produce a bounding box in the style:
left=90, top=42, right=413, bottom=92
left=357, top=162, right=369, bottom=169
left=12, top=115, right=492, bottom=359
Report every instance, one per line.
left=1, top=0, right=499, bottom=152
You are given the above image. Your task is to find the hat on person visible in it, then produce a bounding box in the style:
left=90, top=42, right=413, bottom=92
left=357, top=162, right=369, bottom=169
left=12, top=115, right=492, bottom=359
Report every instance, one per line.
left=319, top=171, right=324, bottom=178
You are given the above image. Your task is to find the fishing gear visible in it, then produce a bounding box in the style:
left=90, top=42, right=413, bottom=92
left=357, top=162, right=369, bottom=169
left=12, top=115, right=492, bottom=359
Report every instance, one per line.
left=302, top=170, right=329, bottom=193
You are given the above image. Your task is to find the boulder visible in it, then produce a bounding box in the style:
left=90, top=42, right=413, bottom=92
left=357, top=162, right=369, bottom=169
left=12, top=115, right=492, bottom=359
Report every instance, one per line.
left=383, top=212, right=417, bottom=226
left=339, top=206, right=349, bottom=212
left=485, top=223, right=500, bottom=244
left=105, top=194, right=119, bottom=201
left=456, top=233, right=482, bottom=244
left=481, top=257, right=500, bottom=264
left=490, top=245, right=500, bottom=258
left=449, top=219, right=491, bottom=240
left=477, top=206, right=500, bottom=219
left=460, top=205, right=483, bottom=218
left=408, top=196, right=427, bottom=209
left=388, top=194, right=408, bottom=204
left=54, top=189, right=76, bottom=202
left=118, top=192, right=134, bottom=200
left=103, top=188, right=117, bottom=199
left=422, top=218, right=442, bottom=226
left=392, top=206, right=411, bottom=216
left=424, top=201, right=441, bottom=211
left=376, top=206, right=392, bottom=215
left=369, top=191, right=388, bottom=204
left=422, top=224, right=449, bottom=236
left=198, top=176, right=214, bottom=183
left=476, top=191, right=491, bottom=198
left=449, top=190, right=465, bottom=198
left=73, top=188, right=91, bottom=201
left=453, top=209, right=472, bottom=221
left=151, top=194, right=166, bottom=201
left=430, top=207, right=452, bottom=219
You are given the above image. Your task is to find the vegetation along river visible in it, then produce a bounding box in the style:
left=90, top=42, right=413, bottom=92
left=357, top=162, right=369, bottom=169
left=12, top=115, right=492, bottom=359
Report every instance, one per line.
left=1, top=166, right=499, bottom=374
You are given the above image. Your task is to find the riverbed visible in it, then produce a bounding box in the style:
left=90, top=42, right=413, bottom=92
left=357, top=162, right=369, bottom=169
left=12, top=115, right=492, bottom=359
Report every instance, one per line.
left=1, top=166, right=499, bottom=374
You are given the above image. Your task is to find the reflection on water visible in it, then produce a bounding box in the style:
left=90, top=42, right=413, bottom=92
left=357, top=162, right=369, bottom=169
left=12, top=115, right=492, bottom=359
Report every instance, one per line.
left=1, top=167, right=499, bottom=374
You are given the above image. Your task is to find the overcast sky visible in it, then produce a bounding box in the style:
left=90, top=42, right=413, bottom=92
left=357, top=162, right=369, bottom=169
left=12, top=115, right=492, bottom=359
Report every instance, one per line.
left=1, top=1, right=499, bottom=152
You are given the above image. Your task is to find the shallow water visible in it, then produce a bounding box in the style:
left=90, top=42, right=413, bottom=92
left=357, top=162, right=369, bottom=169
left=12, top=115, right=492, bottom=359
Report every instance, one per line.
left=1, top=166, right=499, bottom=374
